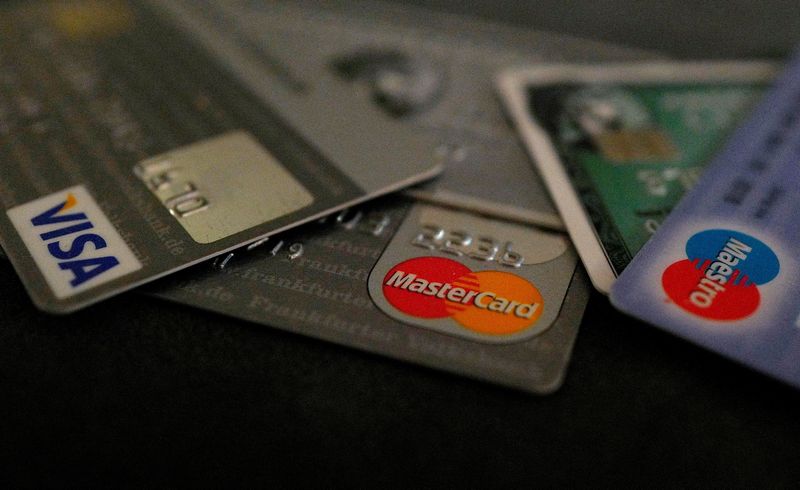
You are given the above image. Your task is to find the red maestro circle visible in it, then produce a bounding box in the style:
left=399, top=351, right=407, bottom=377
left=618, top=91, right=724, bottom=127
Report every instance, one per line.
left=662, top=259, right=760, bottom=321
left=381, top=256, right=544, bottom=335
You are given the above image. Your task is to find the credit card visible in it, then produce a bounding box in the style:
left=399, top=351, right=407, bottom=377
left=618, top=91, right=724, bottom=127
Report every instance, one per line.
left=0, top=1, right=441, bottom=313
left=147, top=199, right=588, bottom=394
left=496, top=61, right=777, bottom=291
left=610, top=52, right=800, bottom=388
left=155, top=0, right=651, bottom=228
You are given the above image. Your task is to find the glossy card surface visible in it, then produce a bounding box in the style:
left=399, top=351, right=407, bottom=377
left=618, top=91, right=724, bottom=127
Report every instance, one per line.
left=610, top=52, right=800, bottom=388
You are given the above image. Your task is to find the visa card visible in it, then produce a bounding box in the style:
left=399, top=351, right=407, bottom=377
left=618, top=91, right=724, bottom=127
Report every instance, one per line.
left=0, top=1, right=441, bottom=313
left=496, top=61, right=777, bottom=291
left=147, top=199, right=588, bottom=394
left=610, top=51, right=800, bottom=389
left=155, top=0, right=651, bottom=228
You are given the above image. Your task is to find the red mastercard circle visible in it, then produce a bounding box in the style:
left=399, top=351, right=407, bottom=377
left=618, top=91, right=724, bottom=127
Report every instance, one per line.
left=382, top=257, right=473, bottom=318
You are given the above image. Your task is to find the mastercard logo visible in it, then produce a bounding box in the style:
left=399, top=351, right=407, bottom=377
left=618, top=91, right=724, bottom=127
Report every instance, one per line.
left=381, top=256, right=543, bottom=336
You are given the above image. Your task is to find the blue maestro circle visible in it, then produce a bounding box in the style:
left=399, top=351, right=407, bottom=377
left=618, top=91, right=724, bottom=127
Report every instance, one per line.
left=685, top=229, right=779, bottom=285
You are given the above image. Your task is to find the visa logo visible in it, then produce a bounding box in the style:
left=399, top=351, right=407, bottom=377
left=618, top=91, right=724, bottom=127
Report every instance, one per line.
left=31, top=192, right=121, bottom=287
left=7, top=185, right=141, bottom=299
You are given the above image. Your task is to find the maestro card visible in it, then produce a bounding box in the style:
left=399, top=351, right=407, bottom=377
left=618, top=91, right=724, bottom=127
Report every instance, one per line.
left=147, top=199, right=588, bottom=394
left=497, top=61, right=777, bottom=292
left=155, top=0, right=652, bottom=228
left=0, top=1, right=441, bottom=313
left=610, top=51, right=800, bottom=388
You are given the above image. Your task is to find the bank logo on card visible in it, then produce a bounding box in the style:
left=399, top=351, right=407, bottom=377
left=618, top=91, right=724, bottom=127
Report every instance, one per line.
left=661, top=229, right=779, bottom=320
left=7, top=185, right=141, bottom=299
left=382, top=256, right=544, bottom=335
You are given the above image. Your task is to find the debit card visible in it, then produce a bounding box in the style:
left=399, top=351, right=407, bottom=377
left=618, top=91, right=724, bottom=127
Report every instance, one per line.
left=610, top=51, right=800, bottom=389
left=155, top=0, right=652, bottom=228
left=0, top=0, right=442, bottom=313
left=147, top=199, right=588, bottom=394
left=496, top=61, right=777, bottom=292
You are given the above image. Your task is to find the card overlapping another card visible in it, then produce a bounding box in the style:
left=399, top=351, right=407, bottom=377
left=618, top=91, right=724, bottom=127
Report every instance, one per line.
left=148, top=199, right=589, bottom=394
left=155, top=0, right=653, bottom=228
left=496, top=61, right=777, bottom=292
left=0, top=0, right=442, bottom=312
left=610, top=51, right=800, bottom=388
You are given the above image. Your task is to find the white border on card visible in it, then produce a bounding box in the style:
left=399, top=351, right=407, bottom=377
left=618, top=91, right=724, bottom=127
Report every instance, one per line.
left=495, top=60, right=779, bottom=293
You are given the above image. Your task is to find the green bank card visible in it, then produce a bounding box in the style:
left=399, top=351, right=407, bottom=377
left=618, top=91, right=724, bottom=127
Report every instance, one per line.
left=497, top=62, right=777, bottom=292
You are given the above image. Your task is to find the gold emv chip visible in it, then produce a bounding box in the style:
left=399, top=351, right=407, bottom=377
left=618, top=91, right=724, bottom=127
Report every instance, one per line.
left=593, top=129, right=679, bottom=163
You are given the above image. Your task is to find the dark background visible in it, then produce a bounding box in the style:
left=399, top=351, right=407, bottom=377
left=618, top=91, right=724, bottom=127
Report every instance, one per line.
left=406, top=0, right=800, bottom=59
left=2, top=1, right=800, bottom=487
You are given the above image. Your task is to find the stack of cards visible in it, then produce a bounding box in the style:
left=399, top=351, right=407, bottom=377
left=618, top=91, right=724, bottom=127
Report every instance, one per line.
left=498, top=55, right=800, bottom=387
left=1, top=0, right=795, bottom=392
left=496, top=61, right=776, bottom=292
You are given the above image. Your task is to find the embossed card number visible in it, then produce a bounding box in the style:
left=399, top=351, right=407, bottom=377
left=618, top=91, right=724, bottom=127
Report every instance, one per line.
left=412, top=205, right=570, bottom=267
left=412, top=225, right=524, bottom=267
left=135, top=159, right=210, bottom=218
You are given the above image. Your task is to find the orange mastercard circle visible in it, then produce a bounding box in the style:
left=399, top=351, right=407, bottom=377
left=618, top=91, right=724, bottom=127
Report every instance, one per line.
left=382, top=257, right=544, bottom=336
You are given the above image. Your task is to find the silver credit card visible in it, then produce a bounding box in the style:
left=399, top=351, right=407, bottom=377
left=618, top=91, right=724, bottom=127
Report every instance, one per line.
left=153, top=0, right=653, bottom=228
left=147, top=200, right=589, bottom=394
left=0, top=1, right=442, bottom=312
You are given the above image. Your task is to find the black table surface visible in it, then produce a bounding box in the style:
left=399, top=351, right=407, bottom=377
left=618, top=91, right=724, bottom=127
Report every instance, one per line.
left=2, top=1, right=800, bottom=487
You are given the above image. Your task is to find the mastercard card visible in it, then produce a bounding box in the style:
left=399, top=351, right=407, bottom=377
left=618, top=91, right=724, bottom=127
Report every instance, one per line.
left=0, top=1, right=441, bottom=313
left=496, top=61, right=777, bottom=292
left=155, top=0, right=652, bottom=228
left=610, top=51, right=800, bottom=388
left=147, top=199, right=588, bottom=394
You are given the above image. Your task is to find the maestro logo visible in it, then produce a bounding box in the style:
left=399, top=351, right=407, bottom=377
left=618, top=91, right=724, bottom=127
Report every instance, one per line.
left=7, top=185, right=141, bottom=299
left=382, top=256, right=543, bottom=335
left=661, top=229, right=779, bottom=320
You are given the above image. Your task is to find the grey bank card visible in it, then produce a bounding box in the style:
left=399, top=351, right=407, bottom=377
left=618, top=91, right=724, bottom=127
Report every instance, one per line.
left=148, top=199, right=588, bottom=394
left=0, top=1, right=441, bottom=313
left=157, top=0, right=651, bottom=228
